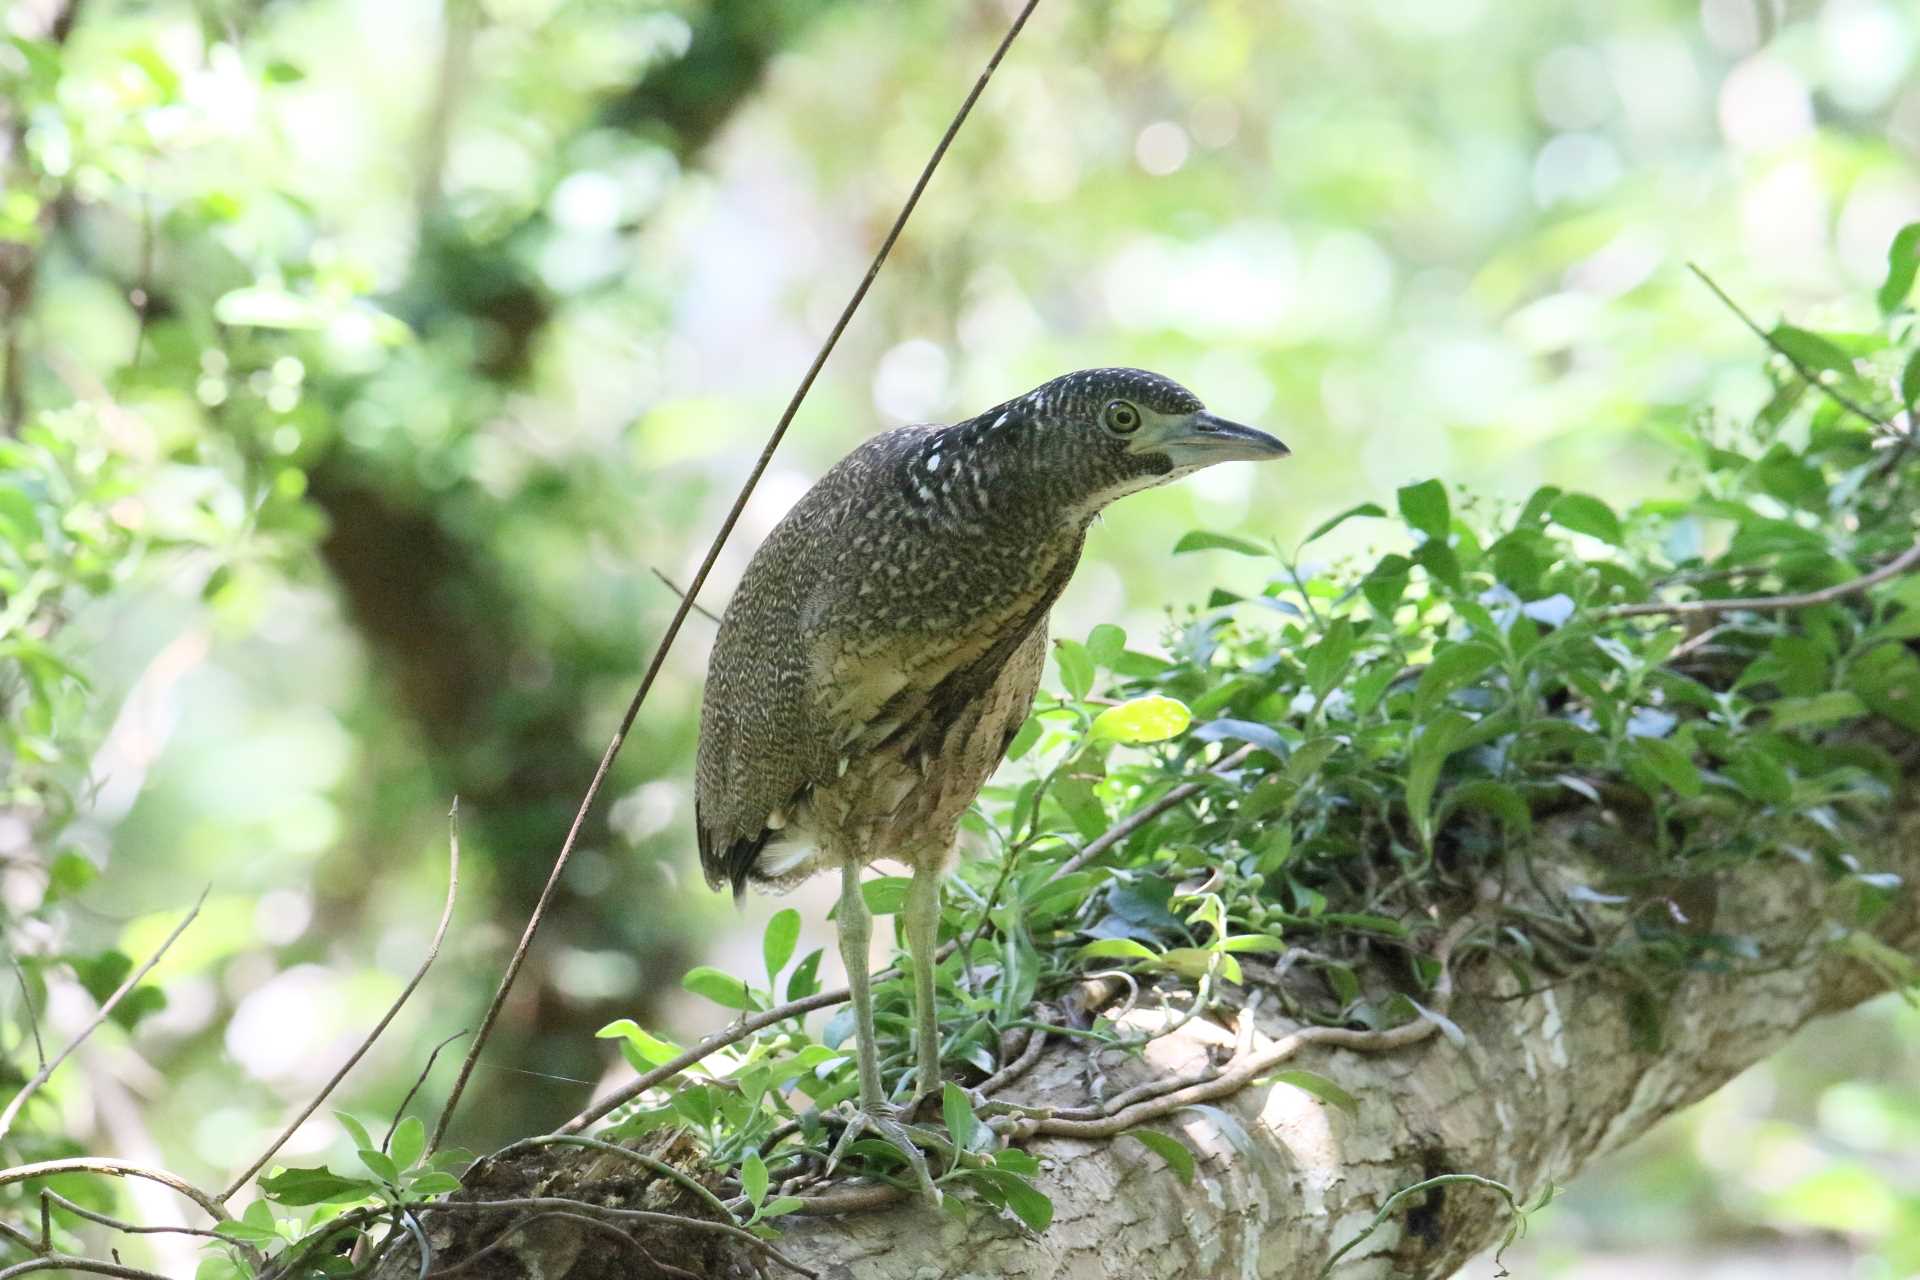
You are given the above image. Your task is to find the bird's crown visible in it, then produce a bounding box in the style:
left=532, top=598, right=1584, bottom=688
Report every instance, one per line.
left=1018, top=367, right=1205, bottom=425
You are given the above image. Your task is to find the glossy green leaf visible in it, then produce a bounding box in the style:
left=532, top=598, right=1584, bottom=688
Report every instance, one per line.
left=1549, top=492, right=1623, bottom=545
left=1269, top=1068, right=1360, bottom=1116
left=1876, top=222, right=1920, bottom=314
left=1122, top=1128, right=1196, bottom=1184
left=1086, top=622, right=1127, bottom=668
left=1092, top=693, right=1192, bottom=744
left=1397, top=479, right=1449, bottom=540
left=1407, top=711, right=1469, bottom=845
left=762, top=908, right=801, bottom=983
left=388, top=1115, right=425, bottom=1170
left=1414, top=642, right=1501, bottom=718
left=1173, top=530, right=1271, bottom=556
left=1300, top=501, right=1388, bottom=548
left=741, top=1152, right=768, bottom=1207
left=259, top=1167, right=378, bottom=1206
left=1055, top=638, right=1094, bottom=700
left=682, top=965, right=752, bottom=1010
left=597, top=1018, right=683, bottom=1067
left=943, top=1081, right=980, bottom=1153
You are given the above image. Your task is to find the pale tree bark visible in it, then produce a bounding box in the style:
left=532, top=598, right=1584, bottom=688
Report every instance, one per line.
left=383, top=783, right=1919, bottom=1280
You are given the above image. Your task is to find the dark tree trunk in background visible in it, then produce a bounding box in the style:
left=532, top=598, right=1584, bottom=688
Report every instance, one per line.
left=305, top=0, right=843, bottom=1143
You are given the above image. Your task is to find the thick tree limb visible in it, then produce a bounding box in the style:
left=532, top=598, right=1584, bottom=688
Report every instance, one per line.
left=383, top=785, right=1917, bottom=1279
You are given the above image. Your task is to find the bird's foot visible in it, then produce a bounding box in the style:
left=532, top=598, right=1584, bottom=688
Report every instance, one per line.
left=822, top=1102, right=944, bottom=1203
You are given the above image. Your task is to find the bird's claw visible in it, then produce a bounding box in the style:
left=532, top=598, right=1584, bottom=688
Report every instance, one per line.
left=823, top=1103, right=943, bottom=1204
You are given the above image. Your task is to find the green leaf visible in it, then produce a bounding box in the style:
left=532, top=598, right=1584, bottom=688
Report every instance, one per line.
left=1439, top=780, right=1533, bottom=837
left=1086, top=623, right=1127, bottom=668
left=1406, top=711, right=1469, bottom=845
left=753, top=1196, right=806, bottom=1222
left=1901, top=348, right=1920, bottom=414
left=1549, top=493, right=1623, bottom=545
left=407, top=1171, right=462, bottom=1195
left=388, top=1115, right=425, bottom=1170
left=335, top=1112, right=375, bottom=1154
left=682, top=965, right=752, bottom=1010
left=1397, top=479, right=1449, bottom=541
left=1222, top=933, right=1292, bottom=953
left=1304, top=619, right=1356, bottom=699
left=1122, top=1129, right=1196, bottom=1184
left=859, top=876, right=910, bottom=915
left=1160, top=947, right=1242, bottom=984
left=1362, top=553, right=1412, bottom=617
left=942, top=1081, right=980, bottom=1153
left=357, top=1148, right=399, bottom=1182
left=1769, top=691, right=1867, bottom=730
left=1075, top=938, right=1159, bottom=964
left=1770, top=324, right=1854, bottom=375
left=991, top=1170, right=1054, bottom=1232
left=762, top=908, right=801, bottom=984
left=1091, top=694, right=1192, bottom=744
left=1631, top=737, right=1702, bottom=798
left=786, top=947, right=823, bottom=1001
left=1269, top=1068, right=1360, bottom=1116
left=1172, top=530, right=1271, bottom=557
left=1003, top=716, right=1043, bottom=762
left=259, top=1167, right=379, bottom=1206
left=741, top=1152, right=768, bottom=1207
left=597, top=1018, right=683, bottom=1068
left=1414, top=642, right=1501, bottom=718
left=1054, top=638, right=1094, bottom=700
left=1877, top=223, right=1920, bottom=315
left=1300, top=501, right=1388, bottom=548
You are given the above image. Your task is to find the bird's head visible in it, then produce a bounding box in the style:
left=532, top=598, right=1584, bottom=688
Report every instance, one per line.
left=958, top=367, right=1290, bottom=521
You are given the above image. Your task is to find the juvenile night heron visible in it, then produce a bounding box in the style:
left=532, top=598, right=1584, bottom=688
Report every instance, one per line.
left=694, top=368, right=1289, bottom=1187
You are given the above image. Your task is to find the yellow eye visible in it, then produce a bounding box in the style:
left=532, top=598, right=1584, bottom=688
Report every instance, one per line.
left=1103, top=400, right=1141, bottom=435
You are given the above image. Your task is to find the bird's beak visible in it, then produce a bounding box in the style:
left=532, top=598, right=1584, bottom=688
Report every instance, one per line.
left=1129, top=411, right=1292, bottom=467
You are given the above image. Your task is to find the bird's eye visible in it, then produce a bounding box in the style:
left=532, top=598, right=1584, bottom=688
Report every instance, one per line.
left=1102, top=400, right=1141, bottom=435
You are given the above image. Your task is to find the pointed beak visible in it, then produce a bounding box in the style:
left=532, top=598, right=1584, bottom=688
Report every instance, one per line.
left=1129, top=411, right=1292, bottom=466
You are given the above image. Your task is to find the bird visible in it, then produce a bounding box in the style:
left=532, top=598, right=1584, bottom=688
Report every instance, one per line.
left=694, top=367, right=1290, bottom=1191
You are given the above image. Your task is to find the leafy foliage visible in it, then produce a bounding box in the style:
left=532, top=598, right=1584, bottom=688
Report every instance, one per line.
left=561, top=234, right=1920, bottom=1238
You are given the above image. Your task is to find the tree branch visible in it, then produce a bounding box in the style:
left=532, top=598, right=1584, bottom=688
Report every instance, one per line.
left=1600, top=537, right=1920, bottom=619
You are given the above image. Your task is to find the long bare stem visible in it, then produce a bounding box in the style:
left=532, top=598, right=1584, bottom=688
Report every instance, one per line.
left=428, top=0, right=1045, bottom=1155
left=0, top=889, right=205, bottom=1143
left=220, top=802, right=461, bottom=1201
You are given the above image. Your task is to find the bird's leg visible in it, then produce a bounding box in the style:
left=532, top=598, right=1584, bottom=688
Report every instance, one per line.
left=834, top=858, right=887, bottom=1111
left=827, top=859, right=939, bottom=1201
left=904, top=858, right=944, bottom=1110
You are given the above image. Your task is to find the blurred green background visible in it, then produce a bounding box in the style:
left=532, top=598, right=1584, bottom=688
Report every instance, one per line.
left=2, top=0, right=1916, bottom=1274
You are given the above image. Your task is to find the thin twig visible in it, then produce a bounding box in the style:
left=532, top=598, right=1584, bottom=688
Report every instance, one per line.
left=1687, top=263, right=1888, bottom=432
left=0, top=1257, right=171, bottom=1280
left=1600, top=538, right=1920, bottom=619
left=6, top=955, right=44, bottom=1070
left=432, top=0, right=1044, bottom=1155
left=559, top=985, right=856, bottom=1133
left=0, top=1158, right=226, bottom=1223
left=35, top=1190, right=227, bottom=1242
left=1051, top=744, right=1255, bottom=883
left=492, top=1135, right=736, bottom=1225
left=649, top=568, right=721, bottom=625
left=418, top=1198, right=816, bottom=1279
left=384, top=1030, right=468, bottom=1153
left=1317, top=1173, right=1523, bottom=1278
left=421, top=1210, right=697, bottom=1280
left=221, top=802, right=461, bottom=1201
left=0, top=889, right=206, bottom=1142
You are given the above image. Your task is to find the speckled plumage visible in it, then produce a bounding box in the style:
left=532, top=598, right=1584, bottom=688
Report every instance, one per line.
left=695, top=368, right=1219, bottom=897
left=692, top=367, right=1288, bottom=1177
